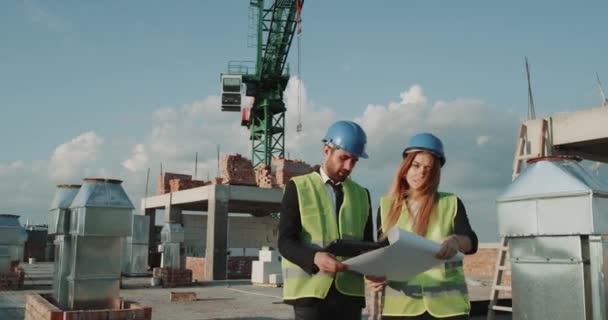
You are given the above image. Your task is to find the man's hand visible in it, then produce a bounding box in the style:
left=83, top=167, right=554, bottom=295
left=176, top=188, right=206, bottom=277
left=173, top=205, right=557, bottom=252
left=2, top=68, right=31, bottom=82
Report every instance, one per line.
left=365, top=275, right=386, bottom=292
left=314, top=252, right=347, bottom=274
left=435, top=235, right=460, bottom=260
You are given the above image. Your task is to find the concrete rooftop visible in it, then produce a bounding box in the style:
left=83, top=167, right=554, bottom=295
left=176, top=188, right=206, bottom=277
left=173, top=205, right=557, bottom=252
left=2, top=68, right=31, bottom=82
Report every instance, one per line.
left=0, top=262, right=511, bottom=320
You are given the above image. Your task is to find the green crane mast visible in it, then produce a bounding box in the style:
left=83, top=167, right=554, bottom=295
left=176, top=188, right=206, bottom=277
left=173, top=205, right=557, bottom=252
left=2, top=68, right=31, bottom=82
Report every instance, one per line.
left=221, top=0, right=303, bottom=168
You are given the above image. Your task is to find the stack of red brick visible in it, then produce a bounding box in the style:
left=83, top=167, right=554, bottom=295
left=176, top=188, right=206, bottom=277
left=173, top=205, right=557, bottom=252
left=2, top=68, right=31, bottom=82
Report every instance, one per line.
left=157, top=172, right=210, bottom=194
left=227, top=256, right=258, bottom=279
left=168, top=179, right=208, bottom=192
left=157, top=173, right=192, bottom=194
left=255, top=165, right=277, bottom=188
left=156, top=155, right=316, bottom=191
left=185, top=257, right=205, bottom=282
left=0, top=262, right=25, bottom=290
left=220, top=154, right=256, bottom=186
left=161, top=268, right=193, bottom=288
left=184, top=256, right=258, bottom=280
left=272, top=158, right=314, bottom=187
left=24, top=293, right=152, bottom=320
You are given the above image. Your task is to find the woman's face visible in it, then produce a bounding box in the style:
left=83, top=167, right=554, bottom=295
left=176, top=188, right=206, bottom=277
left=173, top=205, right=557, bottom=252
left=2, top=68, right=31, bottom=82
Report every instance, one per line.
left=405, top=152, right=435, bottom=192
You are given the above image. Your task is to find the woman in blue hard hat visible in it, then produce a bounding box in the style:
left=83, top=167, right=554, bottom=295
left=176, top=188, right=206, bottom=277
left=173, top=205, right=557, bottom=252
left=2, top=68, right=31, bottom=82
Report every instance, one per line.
left=369, top=132, right=478, bottom=320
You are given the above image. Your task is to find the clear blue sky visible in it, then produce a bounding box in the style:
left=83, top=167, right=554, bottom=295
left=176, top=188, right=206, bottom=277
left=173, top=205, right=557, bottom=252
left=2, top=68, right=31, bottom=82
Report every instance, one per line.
left=2, top=1, right=608, bottom=239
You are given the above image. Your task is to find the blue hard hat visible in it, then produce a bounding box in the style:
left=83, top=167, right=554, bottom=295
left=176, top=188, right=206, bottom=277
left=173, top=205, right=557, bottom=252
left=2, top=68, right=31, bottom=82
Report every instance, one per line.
left=403, top=133, right=446, bottom=166
left=322, top=121, right=369, bottom=159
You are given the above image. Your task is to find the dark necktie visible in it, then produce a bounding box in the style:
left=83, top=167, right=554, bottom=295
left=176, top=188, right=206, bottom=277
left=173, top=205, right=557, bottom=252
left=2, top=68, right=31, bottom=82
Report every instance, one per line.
left=327, top=181, right=344, bottom=217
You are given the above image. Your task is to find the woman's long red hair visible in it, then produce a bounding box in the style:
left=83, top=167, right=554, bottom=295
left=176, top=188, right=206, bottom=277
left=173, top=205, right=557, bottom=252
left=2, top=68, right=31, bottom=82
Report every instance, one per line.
left=381, top=151, right=441, bottom=238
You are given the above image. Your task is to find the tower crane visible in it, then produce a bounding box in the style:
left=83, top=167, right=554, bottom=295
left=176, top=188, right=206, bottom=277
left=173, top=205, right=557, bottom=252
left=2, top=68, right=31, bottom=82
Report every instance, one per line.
left=220, top=0, right=304, bottom=168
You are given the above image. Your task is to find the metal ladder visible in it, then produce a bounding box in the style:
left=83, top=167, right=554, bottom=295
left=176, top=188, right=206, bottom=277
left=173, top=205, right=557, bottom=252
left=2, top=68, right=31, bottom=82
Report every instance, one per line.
left=487, top=119, right=549, bottom=319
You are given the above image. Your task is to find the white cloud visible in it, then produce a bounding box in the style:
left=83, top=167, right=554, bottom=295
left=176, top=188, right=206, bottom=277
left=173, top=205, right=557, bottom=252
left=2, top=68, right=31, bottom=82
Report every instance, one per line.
left=0, top=161, right=25, bottom=176
left=284, top=76, right=337, bottom=162
left=49, top=131, right=104, bottom=181
left=353, top=84, right=518, bottom=241
left=122, top=144, right=149, bottom=172
left=477, top=135, right=490, bottom=146
left=23, top=0, right=66, bottom=31
left=399, top=85, right=427, bottom=105
left=0, top=80, right=522, bottom=240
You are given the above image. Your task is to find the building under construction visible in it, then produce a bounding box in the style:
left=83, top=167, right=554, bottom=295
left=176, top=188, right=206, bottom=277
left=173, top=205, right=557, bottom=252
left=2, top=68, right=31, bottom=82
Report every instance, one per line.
left=3, top=0, right=608, bottom=319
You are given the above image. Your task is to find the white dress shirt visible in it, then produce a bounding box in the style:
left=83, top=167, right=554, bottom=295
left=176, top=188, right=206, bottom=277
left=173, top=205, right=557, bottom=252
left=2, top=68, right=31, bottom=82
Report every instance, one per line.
left=320, top=167, right=341, bottom=215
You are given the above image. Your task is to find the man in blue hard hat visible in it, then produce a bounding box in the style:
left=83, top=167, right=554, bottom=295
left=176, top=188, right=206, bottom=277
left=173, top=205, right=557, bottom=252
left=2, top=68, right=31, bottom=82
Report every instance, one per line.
left=278, top=120, right=375, bottom=320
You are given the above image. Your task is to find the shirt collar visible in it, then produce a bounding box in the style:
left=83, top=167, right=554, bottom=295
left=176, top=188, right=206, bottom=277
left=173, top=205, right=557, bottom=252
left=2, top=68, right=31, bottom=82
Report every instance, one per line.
left=320, top=167, right=342, bottom=186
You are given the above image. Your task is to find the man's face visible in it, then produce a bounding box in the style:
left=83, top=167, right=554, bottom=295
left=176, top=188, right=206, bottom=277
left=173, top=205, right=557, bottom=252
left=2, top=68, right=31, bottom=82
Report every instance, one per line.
left=322, top=145, right=359, bottom=182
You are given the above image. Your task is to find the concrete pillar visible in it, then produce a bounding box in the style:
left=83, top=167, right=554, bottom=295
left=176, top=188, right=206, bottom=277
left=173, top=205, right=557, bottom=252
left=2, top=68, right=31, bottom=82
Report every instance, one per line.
left=144, top=208, right=156, bottom=268
left=164, top=194, right=183, bottom=224
left=205, top=185, right=229, bottom=280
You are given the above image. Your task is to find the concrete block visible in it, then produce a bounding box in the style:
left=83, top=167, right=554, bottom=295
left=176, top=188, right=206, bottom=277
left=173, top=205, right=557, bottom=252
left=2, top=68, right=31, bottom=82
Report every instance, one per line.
left=251, top=260, right=282, bottom=283
left=258, top=250, right=279, bottom=263
left=268, top=273, right=283, bottom=285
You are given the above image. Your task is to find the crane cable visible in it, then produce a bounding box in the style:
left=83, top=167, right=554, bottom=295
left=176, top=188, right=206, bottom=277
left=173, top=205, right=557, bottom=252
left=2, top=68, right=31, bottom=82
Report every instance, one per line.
left=296, top=0, right=303, bottom=133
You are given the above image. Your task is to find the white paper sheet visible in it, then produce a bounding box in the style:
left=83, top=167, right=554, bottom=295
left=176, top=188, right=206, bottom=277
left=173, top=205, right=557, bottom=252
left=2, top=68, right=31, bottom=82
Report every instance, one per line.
left=343, top=227, right=464, bottom=281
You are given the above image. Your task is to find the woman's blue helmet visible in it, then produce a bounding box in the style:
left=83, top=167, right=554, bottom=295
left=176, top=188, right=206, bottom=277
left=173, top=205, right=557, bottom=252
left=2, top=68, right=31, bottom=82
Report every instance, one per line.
left=322, top=121, right=368, bottom=159
left=403, top=132, right=446, bottom=166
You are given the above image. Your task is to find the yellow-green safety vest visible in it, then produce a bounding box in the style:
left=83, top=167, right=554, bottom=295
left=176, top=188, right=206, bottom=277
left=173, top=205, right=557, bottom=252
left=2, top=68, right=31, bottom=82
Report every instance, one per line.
left=379, top=193, right=470, bottom=318
left=282, top=172, right=370, bottom=300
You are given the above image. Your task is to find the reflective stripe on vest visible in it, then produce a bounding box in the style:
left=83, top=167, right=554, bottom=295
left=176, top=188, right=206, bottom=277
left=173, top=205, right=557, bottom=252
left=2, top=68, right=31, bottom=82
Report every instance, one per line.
left=282, top=172, right=369, bottom=300
left=379, top=193, right=470, bottom=318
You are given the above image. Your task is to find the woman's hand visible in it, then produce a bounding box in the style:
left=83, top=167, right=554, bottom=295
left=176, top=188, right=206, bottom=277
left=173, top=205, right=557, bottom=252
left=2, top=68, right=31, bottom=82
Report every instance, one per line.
left=436, top=235, right=460, bottom=260
left=365, top=275, right=387, bottom=292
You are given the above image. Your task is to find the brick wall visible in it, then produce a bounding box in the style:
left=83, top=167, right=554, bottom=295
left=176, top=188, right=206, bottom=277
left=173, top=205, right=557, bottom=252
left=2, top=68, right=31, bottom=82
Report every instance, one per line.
left=463, top=243, right=511, bottom=286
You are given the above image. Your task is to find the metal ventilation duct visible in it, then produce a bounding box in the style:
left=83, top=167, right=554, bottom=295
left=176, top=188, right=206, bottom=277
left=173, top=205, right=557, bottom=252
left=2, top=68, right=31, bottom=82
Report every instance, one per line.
left=49, top=185, right=80, bottom=235
left=49, top=184, right=81, bottom=308
left=160, top=222, right=184, bottom=269
left=497, top=156, right=608, bottom=319
left=122, top=214, right=150, bottom=276
left=64, top=178, right=133, bottom=310
left=498, top=156, right=608, bottom=236
left=0, top=214, right=27, bottom=267
left=69, top=178, right=133, bottom=237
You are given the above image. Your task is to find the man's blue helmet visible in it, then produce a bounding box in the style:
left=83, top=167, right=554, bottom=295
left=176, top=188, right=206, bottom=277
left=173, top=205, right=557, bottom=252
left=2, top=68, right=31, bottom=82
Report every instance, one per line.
left=403, top=132, right=446, bottom=166
left=322, top=121, right=369, bottom=159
